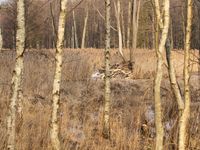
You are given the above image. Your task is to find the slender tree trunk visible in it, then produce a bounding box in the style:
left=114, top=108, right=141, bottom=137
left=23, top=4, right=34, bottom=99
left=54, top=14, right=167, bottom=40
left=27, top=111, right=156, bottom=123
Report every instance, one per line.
left=102, top=0, right=111, bottom=139
left=114, top=0, right=125, bottom=61
left=50, top=0, right=67, bottom=149
left=7, top=0, right=25, bottom=149
left=12, top=30, right=16, bottom=49
left=121, top=11, right=126, bottom=48
left=170, top=19, right=174, bottom=49
left=198, top=7, right=200, bottom=82
left=0, top=27, right=2, bottom=52
left=153, top=0, right=170, bottom=149
left=136, top=0, right=141, bottom=31
left=199, top=47, right=200, bottom=91
left=182, top=2, right=186, bottom=48
left=165, top=39, right=184, bottom=113
left=130, top=0, right=141, bottom=69
left=127, top=0, right=132, bottom=48
left=152, top=23, right=155, bottom=49
left=151, top=0, right=157, bottom=51
left=71, top=26, right=75, bottom=48
left=50, top=2, right=58, bottom=48
left=73, top=11, right=79, bottom=48
left=179, top=0, right=192, bottom=149
left=81, top=6, right=88, bottom=49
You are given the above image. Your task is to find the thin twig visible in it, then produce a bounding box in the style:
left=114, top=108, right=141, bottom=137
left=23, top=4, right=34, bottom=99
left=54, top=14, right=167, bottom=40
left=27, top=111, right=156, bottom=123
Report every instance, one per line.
left=93, top=2, right=117, bottom=32
left=68, top=0, right=85, bottom=14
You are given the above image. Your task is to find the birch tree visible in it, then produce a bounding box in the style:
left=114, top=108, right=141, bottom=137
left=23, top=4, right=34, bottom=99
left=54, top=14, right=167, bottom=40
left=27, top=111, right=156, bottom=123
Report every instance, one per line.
left=179, top=0, right=192, bottom=149
left=50, top=2, right=58, bottom=48
left=165, top=39, right=184, bottom=116
left=127, top=0, right=132, bottom=48
left=50, top=0, right=68, bottom=149
left=130, top=0, right=141, bottom=69
left=81, top=5, right=88, bottom=49
left=121, top=11, right=126, bottom=48
left=0, top=27, right=2, bottom=51
left=153, top=0, right=170, bottom=149
left=7, top=0, right=25, bottom=149
left=165, top=38, right=185, bottom=147
left=114, top=0, right=125, bottom=61
left=71, top=26, right=75, bottom=48
left=102, top=0, right=111, bottom=139
left=165, top=1, right=193, bottom=149
left=73, top=11, right=79, bottom=48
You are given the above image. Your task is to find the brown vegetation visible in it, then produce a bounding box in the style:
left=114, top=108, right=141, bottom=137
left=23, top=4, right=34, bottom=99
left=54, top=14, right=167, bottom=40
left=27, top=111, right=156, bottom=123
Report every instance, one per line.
left=0, top=48, right=199, bottom=149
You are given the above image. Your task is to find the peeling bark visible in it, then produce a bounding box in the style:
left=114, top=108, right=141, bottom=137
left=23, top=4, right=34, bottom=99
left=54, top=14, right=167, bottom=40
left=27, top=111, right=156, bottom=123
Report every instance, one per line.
left=179, top=0, right=192, bottom=149
left=50, top=0, right=68, bottom=149
left=102, top=0, right=111, bottom=139
left=153, top=0, right=170, bottom=149
left=7, top=0, right=25, bottom=149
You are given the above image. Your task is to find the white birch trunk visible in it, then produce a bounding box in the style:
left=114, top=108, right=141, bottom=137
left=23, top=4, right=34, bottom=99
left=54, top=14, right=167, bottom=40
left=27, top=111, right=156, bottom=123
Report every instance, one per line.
left=114, top=0, right=125, bottom=61
left=179, top=0, right=192, bottom=149
left=7, top=0, right=25, bottom=149
left=103, top=0, right=111, bottom=139
left=153, top=0, right=170, bottom=149
left=50, top=0, right=68, bottom=149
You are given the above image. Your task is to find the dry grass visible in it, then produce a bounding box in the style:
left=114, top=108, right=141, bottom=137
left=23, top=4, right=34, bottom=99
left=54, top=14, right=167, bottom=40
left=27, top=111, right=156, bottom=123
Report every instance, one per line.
left=0, top=48, right=199, bottom=149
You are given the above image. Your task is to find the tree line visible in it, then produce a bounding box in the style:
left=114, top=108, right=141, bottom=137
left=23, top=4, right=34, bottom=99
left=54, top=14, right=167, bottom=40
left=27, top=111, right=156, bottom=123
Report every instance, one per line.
left=0, top=0, right=200, bottom=50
